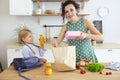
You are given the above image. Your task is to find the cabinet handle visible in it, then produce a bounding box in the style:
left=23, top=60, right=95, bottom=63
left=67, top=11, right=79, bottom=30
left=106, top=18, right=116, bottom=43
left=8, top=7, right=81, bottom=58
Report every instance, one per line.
left=15, top=49, right=20, bottom=52
left=108, top=49, right=112, bottom=52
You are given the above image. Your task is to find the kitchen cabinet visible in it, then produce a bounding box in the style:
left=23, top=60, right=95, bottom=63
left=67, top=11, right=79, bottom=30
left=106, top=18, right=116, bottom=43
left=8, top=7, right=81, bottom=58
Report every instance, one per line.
left=9, top=0, right=33, bottom=15
left=7, top=48, right=23, bottom=67
left=94, top=49, right=120, bottom=63
left=7, top=43, right=120, bottom=68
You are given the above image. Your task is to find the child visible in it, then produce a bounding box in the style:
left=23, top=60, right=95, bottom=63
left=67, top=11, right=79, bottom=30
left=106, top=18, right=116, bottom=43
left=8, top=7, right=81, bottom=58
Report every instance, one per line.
left=53, top=0, right=103, bottom=65
left=18, top=28, right=46, bottom=63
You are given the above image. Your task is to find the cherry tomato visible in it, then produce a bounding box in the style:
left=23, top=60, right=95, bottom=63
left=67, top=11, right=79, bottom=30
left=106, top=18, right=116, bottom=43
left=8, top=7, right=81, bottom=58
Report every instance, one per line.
left=80, top=70, right=86, bottom=74
left=109, top=72, right=112, bottom=75
left=106, top=72, right=109, bottom=75
left=99, top=71, right=102, bottom=74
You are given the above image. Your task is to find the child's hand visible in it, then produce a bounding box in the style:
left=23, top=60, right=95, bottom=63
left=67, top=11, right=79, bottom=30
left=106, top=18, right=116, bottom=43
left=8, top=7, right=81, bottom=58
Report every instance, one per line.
left=40, top=46, right=44, bottom=50
left=40, top=58, right=47, bottom=64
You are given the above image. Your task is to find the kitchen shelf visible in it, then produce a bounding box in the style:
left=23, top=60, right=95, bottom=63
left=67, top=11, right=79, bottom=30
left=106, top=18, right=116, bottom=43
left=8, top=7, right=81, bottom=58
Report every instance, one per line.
left=32, top=0, right=89, bottom=2
left=32, top=13, right=90, bottom=16
left=32, top=14, right=61, bottom=16
left=33, top=13, right=90, bottom=23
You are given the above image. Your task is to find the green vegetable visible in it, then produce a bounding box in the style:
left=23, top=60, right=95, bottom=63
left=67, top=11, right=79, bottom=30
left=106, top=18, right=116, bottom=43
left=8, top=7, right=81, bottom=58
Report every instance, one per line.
left=86, top=63, right=104, bottom=72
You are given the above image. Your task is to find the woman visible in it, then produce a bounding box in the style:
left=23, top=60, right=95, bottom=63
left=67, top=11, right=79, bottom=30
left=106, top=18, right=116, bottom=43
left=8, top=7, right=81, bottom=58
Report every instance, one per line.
left=52, top=0, right=103, bottom=64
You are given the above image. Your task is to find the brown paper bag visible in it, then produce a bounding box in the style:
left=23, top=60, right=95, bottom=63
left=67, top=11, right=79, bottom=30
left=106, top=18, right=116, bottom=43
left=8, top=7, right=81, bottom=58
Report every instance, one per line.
left=52, top=46, right=76, bottom=71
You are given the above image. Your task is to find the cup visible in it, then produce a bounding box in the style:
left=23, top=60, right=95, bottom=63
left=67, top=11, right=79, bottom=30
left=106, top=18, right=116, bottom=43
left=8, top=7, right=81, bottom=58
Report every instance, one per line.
left=91, top=40, right=96, bottom=46
left=35, top=9, right=41, bottom=14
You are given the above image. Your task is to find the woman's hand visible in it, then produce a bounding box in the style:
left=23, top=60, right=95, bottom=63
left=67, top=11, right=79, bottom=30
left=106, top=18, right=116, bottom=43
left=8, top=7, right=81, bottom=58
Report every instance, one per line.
left=52, top=39, right=59, bottom=47
left=76, top=33, right=87, bottom=40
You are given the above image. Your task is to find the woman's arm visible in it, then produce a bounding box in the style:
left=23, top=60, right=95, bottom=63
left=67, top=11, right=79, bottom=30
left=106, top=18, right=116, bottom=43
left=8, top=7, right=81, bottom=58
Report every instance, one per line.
left=84, top=19, right=103, bottom=41
left=57, top=25, right=66, bottom=44
left=53, top=25, right=66, bottom=47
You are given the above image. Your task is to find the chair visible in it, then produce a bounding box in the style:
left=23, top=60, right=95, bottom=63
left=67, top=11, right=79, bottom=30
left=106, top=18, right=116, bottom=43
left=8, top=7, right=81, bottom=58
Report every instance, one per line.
left=0, top=61, right=3, bottom=72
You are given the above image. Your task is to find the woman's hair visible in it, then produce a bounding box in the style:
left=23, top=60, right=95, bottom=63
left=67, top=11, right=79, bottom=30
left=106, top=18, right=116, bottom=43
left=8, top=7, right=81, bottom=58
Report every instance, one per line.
left=61, top=0, right=80, bottom=23
left=18, top=28, right=32, bottom=44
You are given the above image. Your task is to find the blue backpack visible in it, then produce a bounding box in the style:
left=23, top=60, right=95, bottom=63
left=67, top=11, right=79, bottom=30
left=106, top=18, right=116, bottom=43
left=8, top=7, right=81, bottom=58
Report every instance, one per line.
left=12, top=57, right=42, bottom=80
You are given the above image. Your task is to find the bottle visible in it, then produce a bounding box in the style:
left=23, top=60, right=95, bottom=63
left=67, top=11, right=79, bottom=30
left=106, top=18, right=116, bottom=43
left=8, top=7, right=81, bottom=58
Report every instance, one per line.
left=35, top=1, right=41, bottom=14
left=44, top=63, right=52, bottom=76
left=39, top=35, right=45, bottom=48
left=46, top=27, right=50, bottom=43
left=41, top=2, right=45, bottom=14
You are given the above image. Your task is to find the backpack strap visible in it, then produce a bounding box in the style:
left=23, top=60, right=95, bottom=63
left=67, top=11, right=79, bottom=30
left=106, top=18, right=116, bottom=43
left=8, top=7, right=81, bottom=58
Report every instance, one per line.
left=25, top=44, right=36, bottom=54
left=25, top=43, right=41, bottom=55
left=18, top=68, right=31, bottom=80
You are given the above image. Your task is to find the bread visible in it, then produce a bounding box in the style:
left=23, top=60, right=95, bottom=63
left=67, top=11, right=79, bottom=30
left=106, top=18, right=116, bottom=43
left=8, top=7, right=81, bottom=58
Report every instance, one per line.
left=45, top=10, right=55, bottom=14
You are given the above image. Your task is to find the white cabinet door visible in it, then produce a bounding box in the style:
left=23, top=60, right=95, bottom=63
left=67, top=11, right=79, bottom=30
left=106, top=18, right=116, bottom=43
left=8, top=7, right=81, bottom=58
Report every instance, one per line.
left=94, top=49, right=120, bottom=63
left=94, top=49, right=110, bottom=62
left=7, top=48, right=23, bottom=67
left=108, top=49, right=120, bottom=62
left=9, top=0, right=33, bottom=15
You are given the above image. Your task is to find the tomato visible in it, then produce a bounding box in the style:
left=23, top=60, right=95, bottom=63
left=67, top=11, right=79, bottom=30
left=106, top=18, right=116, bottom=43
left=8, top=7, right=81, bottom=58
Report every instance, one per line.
left=80, top=70, right=86, bottom=74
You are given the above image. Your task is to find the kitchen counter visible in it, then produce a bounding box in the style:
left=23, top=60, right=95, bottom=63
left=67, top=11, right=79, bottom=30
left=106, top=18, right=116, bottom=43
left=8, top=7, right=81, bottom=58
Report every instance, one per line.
left=93, top=43, right=120, bottom=49
left=0, top=63, right=120, bottom=80
left=6, top=42, right=120, bottom=49
left=6, top=42, right=68, bottom=49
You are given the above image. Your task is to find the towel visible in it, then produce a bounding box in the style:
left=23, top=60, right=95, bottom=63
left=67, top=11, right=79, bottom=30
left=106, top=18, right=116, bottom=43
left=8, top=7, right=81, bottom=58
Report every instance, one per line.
left=106, top=62, right=120, bottom=70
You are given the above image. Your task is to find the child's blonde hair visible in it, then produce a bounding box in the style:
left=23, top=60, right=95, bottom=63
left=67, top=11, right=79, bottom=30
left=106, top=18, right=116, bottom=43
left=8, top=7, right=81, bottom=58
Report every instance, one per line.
left=18, top=29, right=32, bottom=44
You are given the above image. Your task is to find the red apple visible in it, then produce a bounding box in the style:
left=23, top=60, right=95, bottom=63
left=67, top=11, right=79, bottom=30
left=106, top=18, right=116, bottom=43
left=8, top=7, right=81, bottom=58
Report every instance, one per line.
left=45, top=68, right=52, bottom=76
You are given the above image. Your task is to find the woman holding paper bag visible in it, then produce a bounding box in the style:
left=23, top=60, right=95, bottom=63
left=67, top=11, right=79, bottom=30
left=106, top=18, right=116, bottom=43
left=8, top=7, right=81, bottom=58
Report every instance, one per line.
left=52, top=0, right=103, bottom=64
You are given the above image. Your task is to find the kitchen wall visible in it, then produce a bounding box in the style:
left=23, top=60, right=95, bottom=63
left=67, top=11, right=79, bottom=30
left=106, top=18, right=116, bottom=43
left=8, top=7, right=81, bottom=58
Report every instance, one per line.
left=0, top=0, right=120, bottom=69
